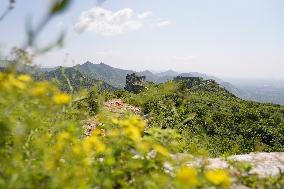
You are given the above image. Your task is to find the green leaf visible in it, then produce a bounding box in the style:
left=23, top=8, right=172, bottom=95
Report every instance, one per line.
left=50, top=0, right=72, bottom=15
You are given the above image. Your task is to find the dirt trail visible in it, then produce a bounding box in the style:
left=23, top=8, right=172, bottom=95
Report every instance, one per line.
left=83, top=99, right=141, bottom=136
left=104, top=99, right=141, bottom=115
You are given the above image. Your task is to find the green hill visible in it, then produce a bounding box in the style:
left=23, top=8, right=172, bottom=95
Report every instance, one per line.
left=1, top=61, right=283, bottom=105
left=74, top=62, right=174, bottom=88
left=75, top=62, right=134, bottom=89
left=39, top=66, right=116, bottom=92
left=112, top=77, right=284, bottom=156
left=0, top=62, right=115, bottom=92
left=73, top=62, right=241, bottom=93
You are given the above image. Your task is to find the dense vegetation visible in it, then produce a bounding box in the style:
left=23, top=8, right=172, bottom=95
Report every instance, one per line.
left=108, top=78, right=284, bottom=157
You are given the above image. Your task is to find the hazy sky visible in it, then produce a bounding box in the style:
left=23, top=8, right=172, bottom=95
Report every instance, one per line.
left=0, top=0, right=284, bottom=79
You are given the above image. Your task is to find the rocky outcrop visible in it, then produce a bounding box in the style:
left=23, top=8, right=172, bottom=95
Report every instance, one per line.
left=173, top=152, right=284, bottom=178
left=124, top=73, right=146, bottom=93
left=208, top=152, right=284, bottom=177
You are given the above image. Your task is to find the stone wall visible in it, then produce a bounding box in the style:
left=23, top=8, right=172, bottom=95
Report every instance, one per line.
left=124, top=73, right=146, bottom=93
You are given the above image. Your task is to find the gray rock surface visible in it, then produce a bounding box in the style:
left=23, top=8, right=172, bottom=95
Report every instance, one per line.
left=207, top=152, right=284, bottom=177
left=177, top=152, right=284, bottom=177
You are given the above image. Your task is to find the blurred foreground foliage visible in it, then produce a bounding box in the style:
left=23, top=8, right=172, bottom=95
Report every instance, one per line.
left=0, top=71, right=235, bottom=188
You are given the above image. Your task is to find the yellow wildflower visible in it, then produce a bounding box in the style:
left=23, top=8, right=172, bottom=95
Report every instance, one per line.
left=125, top=126, right=141, bottom=141
left=205, top=169, right=230, bottom=187
left=55, top=132, right=70, bottom=150
left=118, top=116, right=145, bottom=131
left=129, top=116, right=145, bottom=130
left=119, top=119, right=131, bottom=127
left=57, top=132, right=70, bottom=142
left=153, top=144, right=169, bottom=157
left=83, top=135, right=106, bottom=154
left=52, top=93, right=71, bottom=105
left=109, top=129, right=120, bottom=137
left=137, top=141, right=150, bottom=152
left=111, top=118, right=119, bottom=124
left=30, top=85, right=46, bottom=96
left=82, top=138, right=92, bottom=153
left=93, top=138, right=106, bottom=153
left=91, top=128, right=103, bottom=136
left=176, top=166, right=199, bottom=186
left=72, top=145, right=82, bottom=155
left=17, top=74, right=31, bottom=82
left=116, top=116, right=146, bottom=141
left=4, top=74, right=26, bottom=90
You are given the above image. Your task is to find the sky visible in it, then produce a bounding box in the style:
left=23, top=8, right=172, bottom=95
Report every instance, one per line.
left=0, top=0, right=284, bottom=79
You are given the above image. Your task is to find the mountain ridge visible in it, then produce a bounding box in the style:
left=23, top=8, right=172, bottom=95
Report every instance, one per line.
left=71, top=61, right=244, bottom=97
left=1, top=61, right=283, bottom=105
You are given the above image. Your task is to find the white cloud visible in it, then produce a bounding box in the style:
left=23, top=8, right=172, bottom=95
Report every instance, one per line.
left=137, top=11, right=152, bottom=19
left=74, top=7, right=171, bottom=36
left=157, top=20, right=171, bottom=27
left=74, top=7, right=144, bottom=36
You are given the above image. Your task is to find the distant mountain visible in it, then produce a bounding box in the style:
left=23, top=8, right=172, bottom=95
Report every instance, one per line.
left=41, top=66, right=61, bottom=72
left=0, top=60, right=45, bottom=76
left=0, top=62, right=115, bottom=92
left=178, top=72, right=246, bottom=98
left=75, top=62, right=134, bottom=89
left=156, top=70, right=179, bottom=77
left=40, top=62, right=247, bottom=98
left=138, top=70, right=173, bottom=83
left=39, top=66, right=116, bottom=92
left=2, top=61, right=283, bottom=105
left=75, top=62, right=173, bottom=88
left=72, top=62, right=245, bottom=97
